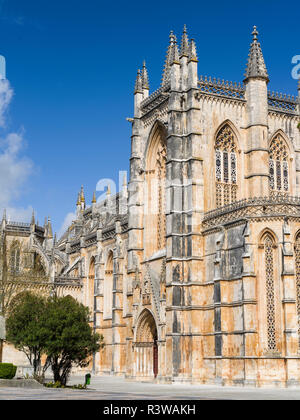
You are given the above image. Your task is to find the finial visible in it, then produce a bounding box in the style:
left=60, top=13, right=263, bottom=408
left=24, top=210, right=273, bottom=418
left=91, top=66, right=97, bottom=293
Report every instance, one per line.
left=169, top=30, right=175, bottom=44
left=180, top=24, right=189, bottom=57
left=244, top=25, right=269, bottom=83
left=252, top=26, right=258, bottom=41
left=188, top=38, right=198, bottom=62
left=92, top=191, right=97, bottom=204
left=80, top=185, right=85, bottom=203
left=171, top=34, right=180, bottom=64
left=134, top=69, right=143, bottom=94
left=141, top=60, right=149, bottom=90
left=2, top=208, right=6, bottom=224
left=162, top=30, right=180, bottom=86
left=31, top=209, right=35, bottom=226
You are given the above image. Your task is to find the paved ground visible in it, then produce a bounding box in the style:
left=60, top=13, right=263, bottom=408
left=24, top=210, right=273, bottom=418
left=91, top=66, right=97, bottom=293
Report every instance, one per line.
left=1, top=375, right=300, bottom=399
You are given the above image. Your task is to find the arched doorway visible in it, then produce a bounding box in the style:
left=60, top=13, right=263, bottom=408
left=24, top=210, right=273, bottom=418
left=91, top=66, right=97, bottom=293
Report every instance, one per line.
left=134, top=309, right=158, bottom=379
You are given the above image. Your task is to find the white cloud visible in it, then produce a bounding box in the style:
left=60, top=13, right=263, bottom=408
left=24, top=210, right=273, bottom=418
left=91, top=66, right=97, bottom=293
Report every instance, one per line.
left=5, top=206, right=34, bottom=223
left=58, top=212, right=76, bottom=239
left=0, top=79, right=34, bottom=222
left=0, top=79, right=13, bottom=128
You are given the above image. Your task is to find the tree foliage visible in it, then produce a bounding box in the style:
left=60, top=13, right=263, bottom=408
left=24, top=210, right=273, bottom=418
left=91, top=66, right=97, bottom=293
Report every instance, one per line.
left=41, top=295, right=103, bottom=386
left=6, top=291, right=47, bottom=376
left=6, top=292, right=103, bottom=386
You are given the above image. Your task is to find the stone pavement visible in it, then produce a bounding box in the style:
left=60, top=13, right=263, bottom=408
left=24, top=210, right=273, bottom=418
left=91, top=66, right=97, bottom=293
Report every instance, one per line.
left=67, top=375, right=300, bottom=400
left=1, top=375, right=300, bottom=400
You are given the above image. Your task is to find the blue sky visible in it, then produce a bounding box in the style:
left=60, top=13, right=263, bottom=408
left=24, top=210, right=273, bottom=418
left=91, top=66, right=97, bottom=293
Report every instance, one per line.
left=0, top=0, right=299, bottom=235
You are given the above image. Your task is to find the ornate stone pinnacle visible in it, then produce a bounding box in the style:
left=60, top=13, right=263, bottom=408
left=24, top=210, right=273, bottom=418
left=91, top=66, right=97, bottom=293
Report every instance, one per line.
left=188, top=38, right=198, bottom=62
left=252, top=25, right=258, bottom=41
left=141, top=60, right=149, bottom=90
left=162, top=30, right=180, bottom=86
left=47, top=217, right=53, bottom=239
left=134, top=69, right=143, bottom=93
left=244, top=25, right=269, bottom=83
left=169, top=30, right=175, bottom=44
left=80, top=185, right=85, bottom=203
left=31, top=209, right=35, bottom=225
left=171, top=34, right=180, bottom=64
left=180, top=24, right=189, bottom=57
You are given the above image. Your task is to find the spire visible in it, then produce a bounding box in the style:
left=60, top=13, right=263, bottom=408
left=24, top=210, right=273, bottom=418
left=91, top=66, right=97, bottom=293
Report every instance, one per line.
left=92, top=191, right=97, bottom=204
left=188, top=38, right=198, bottom=62
left=1, top=208, right=7, bottom=230
left=76, top=192, right=81, bottom=206
left=180, top=24, right=189, bottom=57
left=134, top=69, right=143, bottom=94
left=47, top=217, right=53, bottom=239
left=43, top=216, right=48, bottom=238
left=244, top=26, right=269, bottom=83
left=80, top=185, right=85, bottom=203
left=161, top=31, right=179, bottom=86
left=171, top=34, right=180, bottom=64
left=141, top=60, right=149, bottom=90
left=31, top=210, right=35, bottom=226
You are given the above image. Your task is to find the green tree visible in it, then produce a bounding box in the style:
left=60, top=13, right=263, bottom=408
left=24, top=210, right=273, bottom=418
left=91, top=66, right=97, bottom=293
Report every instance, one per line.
left=41, top=295, right=103, bottom=386
left=0, top=232, right=50, bottom=362
left=6, top=291, right=47, bottom=376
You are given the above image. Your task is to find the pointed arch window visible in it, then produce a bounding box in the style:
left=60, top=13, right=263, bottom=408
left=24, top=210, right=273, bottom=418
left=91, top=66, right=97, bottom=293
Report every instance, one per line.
left=10, top=243, right=20, bottom=274
left=215, top=125, right=238, bottom=207
left=263, top=233, right=277, bottom=351
left=269, top=134, right=289, bottom=195
left=145, top=123, right=167, bottom=257
left=156, top=142, right=167, bottom=250
left=104, top=252, right=113, bottom=320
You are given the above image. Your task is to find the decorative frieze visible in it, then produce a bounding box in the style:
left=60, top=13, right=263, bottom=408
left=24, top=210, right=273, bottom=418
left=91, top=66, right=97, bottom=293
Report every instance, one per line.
left=203, top=196, right=300, bottom=229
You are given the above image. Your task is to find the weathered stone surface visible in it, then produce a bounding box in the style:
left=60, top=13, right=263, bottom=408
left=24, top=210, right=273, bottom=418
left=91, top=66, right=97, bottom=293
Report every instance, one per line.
left=2, top=26, right=300, bottom=387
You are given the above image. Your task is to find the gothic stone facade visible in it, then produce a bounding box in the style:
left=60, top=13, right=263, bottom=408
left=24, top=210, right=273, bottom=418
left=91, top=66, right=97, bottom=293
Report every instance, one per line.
left=4, top=26, right=300, bottom=386
left=1, top=216, right=82, bottom=369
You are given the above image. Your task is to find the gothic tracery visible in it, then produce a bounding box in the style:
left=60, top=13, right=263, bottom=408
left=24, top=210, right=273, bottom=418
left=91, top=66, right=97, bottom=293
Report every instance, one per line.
left=269, top=134, right=289, bottom=195
left=215, top=124, right=237, bottom=207
left=156, top=142, right=167, bottom=250
left=263, top=233, right=277, bottom=351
